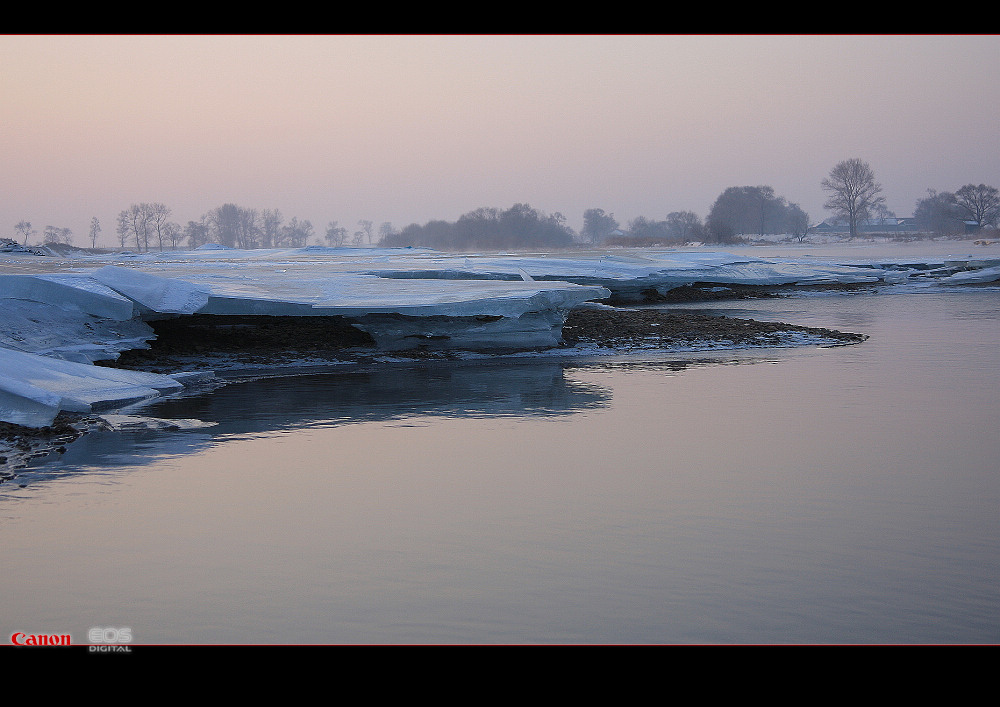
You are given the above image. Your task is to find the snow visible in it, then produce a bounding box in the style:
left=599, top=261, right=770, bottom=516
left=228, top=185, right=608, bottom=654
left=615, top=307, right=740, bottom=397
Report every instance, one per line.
left=2, top=244, right=999, bottom=426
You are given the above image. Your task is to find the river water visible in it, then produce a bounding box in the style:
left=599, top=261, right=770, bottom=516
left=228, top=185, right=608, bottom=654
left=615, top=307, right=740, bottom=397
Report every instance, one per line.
left=2, top=248, right=999, bottom=644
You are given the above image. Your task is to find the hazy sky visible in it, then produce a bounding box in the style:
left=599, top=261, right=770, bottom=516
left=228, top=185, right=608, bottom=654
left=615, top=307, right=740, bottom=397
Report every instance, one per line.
left=3, top=34, right=998, bottom=246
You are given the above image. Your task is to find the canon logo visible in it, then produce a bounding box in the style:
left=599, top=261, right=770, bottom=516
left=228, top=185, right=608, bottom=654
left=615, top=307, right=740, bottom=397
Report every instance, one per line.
left=10, top=632, right=72, bottom=646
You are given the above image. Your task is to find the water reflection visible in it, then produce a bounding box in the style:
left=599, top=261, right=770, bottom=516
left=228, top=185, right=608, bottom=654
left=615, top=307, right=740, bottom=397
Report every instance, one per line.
left=5, top=283, right=999, bottom=643
left=151, top=360, right=613, bottom=434
left=11, top=354, right=772, bottom=487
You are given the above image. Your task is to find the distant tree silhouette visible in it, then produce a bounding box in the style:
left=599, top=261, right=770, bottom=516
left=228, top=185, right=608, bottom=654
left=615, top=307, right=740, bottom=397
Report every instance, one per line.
left=706, top=186, right=803, bottom=242
left=378, top=204, right=574, bottom=251
left=914, top=190, right=962, bottom=236
left=89, top=217, right=101, bottom=248
left=954, top=184, right=1000, bottom=230
left=15, top=220, right=35, bottom=245
left=821, top=159, right=885, bottom=239
left=581, top=208, right=619, bottom=244
left=325, top=221, right=348, bottom=246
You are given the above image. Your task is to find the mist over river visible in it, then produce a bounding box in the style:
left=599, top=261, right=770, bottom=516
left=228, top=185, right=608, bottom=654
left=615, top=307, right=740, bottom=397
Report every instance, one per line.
left=2, top=243, right=999, bottom=644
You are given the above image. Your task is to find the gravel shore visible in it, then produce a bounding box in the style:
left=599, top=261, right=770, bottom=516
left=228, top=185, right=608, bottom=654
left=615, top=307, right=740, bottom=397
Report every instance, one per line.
left=561, top=306, right=866, bottom=349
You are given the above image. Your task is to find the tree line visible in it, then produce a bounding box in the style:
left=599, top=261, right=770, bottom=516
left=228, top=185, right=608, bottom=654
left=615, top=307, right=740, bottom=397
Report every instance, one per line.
left=378, top=204, right=574, bottom=250
left=115, top=203, right=319, bottom=252
left=913, top=184, right=1000, bottom=236
left=10, top=160, right=1000, bottom=252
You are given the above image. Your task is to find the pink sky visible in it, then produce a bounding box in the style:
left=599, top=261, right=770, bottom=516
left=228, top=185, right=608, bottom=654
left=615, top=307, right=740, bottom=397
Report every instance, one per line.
left=2, top=35, right=998, bottom=246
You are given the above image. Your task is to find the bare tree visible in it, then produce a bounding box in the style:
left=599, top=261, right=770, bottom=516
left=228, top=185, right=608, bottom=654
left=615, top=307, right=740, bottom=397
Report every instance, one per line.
left=821, top=159, right=886, bottom=239
left=325, top=221, right=348, bottom=246
left=581, top=208, right=619, bottom=244
left=115, top=211, right=130, bottom=249
left=279, top=217, right=313, bottom=247
left=785, top=203, right=810, bottom=242
left=234, top=207, right=261, bottom=249
left=378, top=222, right=396, bottom=244
left=706, top=186, right=785, bottom=241
left=665, top=211, right=703, bottom=242
left=260, top=209, right=283, bottom=248
left=184, top=219, right=209, bottom=249
left=43, top=226, right=73, bottom=244
left=117, top=203, right=174, bottom=251
left=354, top=219, right=374, bottom=246
left=954, top=184, right=1000, bottom=231
left=165, top=221, right=184, bottom=250
left=89, top=217, right=101, bottom=249
left=132, top=206, right=151, bottom=251
left=201, top=204, right=263, bottom=248
left=914, top=189, right=961, bottom=236
left=148, top=203, right=174, bottom=251
left=118, top=204, right=153, bottom=251
left=204, top=203, right=241, bottom=248
left=15, top=220, right=35, bottom=245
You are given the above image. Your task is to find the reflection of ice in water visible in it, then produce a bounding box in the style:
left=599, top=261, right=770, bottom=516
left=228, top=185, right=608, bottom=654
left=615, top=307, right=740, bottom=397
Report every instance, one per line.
left=10, top=360, right=611, bottom=478
left=12, top=353, right=747, bottom=483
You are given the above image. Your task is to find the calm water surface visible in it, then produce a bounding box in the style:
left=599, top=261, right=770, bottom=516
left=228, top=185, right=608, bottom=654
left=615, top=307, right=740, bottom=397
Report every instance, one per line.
left=2, top=280, right=999, bottom=644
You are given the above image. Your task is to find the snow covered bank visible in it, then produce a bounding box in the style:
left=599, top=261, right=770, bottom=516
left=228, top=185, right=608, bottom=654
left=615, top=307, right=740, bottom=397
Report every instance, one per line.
left=1, top=249, right=612, bottom=425
left=2, top=245, right=998, bottom=427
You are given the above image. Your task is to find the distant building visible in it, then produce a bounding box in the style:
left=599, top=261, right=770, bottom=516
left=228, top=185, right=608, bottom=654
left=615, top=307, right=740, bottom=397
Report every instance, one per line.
left=812, top=217, right=989, bottom=235
left=811, top=217, right=917, bottom=235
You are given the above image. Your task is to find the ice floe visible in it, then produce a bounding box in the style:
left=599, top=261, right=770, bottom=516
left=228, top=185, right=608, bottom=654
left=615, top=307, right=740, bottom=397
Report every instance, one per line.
left=2, top=245, right=999, bottom=426
left=0, top=349, right=188, bottom=427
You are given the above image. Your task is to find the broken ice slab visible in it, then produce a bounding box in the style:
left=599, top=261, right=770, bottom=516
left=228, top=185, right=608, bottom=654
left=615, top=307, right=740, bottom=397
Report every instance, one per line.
left=1, top=349, right=187, bottom=427
left=0, top=297, right=155, bottom=364
left=937, top=264, right=1000, bottom=285
left=0, top=374, right=65, bottom=428
left=0, top=272, right=136, bottom=320
left=91, top=265, right=211, bottom=315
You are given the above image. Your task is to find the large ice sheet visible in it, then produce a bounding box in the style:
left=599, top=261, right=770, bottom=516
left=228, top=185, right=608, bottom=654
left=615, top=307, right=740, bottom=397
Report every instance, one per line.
left=1, top=272, right=153, bottom=364
left=80, top=265, right=611, bottom=349
left=51, top=245, right=999, bottom=299
left=3, top=244, right=999, bottom=427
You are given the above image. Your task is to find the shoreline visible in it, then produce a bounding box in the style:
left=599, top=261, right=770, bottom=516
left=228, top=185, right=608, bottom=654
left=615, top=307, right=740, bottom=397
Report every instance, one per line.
left=1, top=306, right=867, bottom=477
left=103, top=304, right=867, bottom=375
